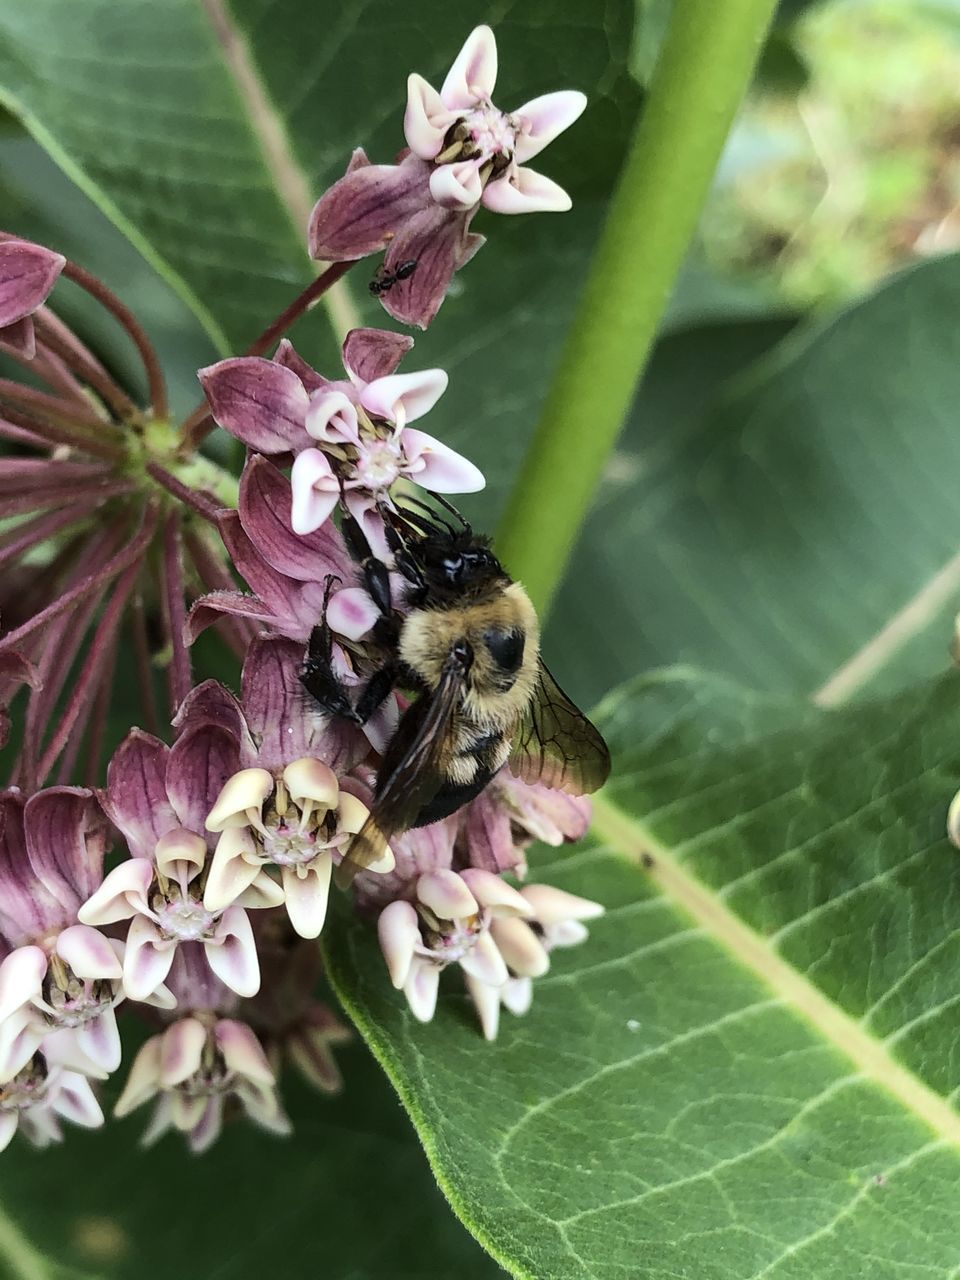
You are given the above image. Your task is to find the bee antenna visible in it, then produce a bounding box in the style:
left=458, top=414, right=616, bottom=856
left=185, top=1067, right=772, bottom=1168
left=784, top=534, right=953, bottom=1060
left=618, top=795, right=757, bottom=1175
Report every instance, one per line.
left=425, top=492, right=469, bottom=531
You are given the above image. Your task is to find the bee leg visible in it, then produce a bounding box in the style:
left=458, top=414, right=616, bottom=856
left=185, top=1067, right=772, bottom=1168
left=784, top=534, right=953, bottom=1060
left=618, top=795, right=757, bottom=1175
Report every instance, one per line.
left=301, top=582, right=360, bottom=720
left=353, top=662, right=399, bottom=725
left=383, top=521, right=427, bottom=594
left=341, top=510, right=393, bottom=616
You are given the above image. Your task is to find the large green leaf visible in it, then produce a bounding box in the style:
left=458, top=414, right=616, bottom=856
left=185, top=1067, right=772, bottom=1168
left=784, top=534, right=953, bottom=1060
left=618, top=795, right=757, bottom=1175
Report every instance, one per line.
left=327, top=665, right=960, bottom=1278
left=550, top=253, right=960, bottom=705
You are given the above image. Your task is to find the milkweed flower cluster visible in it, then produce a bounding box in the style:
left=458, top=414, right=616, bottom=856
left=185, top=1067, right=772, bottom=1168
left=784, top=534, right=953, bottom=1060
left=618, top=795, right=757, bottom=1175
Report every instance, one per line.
left=0, top=24, right=604, bottom=1155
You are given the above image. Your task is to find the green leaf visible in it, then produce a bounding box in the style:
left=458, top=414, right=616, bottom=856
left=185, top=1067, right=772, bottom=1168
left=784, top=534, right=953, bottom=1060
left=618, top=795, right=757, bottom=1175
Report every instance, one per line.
left=327, top=666, right=960, bottom=1278
left=0, top=1038, right=503, bottom=1279
left=549, top=253, right=960, bottom=705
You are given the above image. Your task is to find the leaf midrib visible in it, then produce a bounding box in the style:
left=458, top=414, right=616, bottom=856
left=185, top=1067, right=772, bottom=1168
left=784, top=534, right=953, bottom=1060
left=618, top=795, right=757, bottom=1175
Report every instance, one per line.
left=591, top=792, right=960, bottom=1147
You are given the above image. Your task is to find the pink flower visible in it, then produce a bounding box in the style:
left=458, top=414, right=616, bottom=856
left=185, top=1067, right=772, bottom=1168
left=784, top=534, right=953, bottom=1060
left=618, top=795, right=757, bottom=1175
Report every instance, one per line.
left=456, top=771, right=593, bottom=875
left=0, top=788, right=156, bottom=1082
left=113, top=947, right=288, bottom=1153
left=78, top=728, right=283, bottom=1002
left=0, top=1050, right=103, bottom=1153
left=0, top=237, right=65, bottom=357
left=199, top=330, right=483, bottom=544
left=308, top=27, right=585, bottom=327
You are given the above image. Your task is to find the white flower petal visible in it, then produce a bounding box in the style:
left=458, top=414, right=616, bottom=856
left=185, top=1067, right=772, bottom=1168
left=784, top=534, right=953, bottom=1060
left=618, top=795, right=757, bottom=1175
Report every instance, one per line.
left=283, top=758, right=339, bottom=809
left=401, top=429, right=485, bottom=494
left=464, top=973, right=501, bottom=1041
left=440, top=24, right=498, bottom=108
left=205, top=907, right=261, bottom=996
left=0, top=1008, right=44, bottom=1084
left=305, top=390, right=359, bottom=444
left=360, top=368, right=449, bottom=427
left=337, top=792, right=370, bottom=837
left=215, top=1019, right=274, bottom=1085
left=490, top=917, right=550, bottom=977
left=122, top=916, right=176, bottom=1002
left=51, top=1072, right=104, bottom=1129
left=281, top=857, right=332, bottom=940
left=520, top=883, right=604, bottom=925
left=403, top=959, right=441, bottom=1023
left=160, top=1017, right=206, bottom=1087
left=0, top=946, right=46, bottom=1022
left=404, top=72, right=450, bottom=159
left=429, top=160, right=483, bottom=209
left=206, top=768, right=273, bottom=832
left=73, top=1005, right=122, bottom=1074
left=203, top=828, right=265, bottom=913
left=290, top=449, right=341, bottom=535
left=458, top=931, right=509, bottom=987
left=0, top=1111, right=19, bottom=1152
left=417, top=869, right=477, bottom=920
left=378, top=900, right=420, bottom=989
left=459, top=869, right=534, bottom=918
left=501, top=975, right=533, bottom=1017
left=154, top=828, right=207, bottom=878
left=55, top=924, right=123, bottom=980
left=512, top=90, right=587, bottom=163
left=187, top=1097, right=224, bottom=1154
left=481, top=166, right=572, bottom=215
left=114, top=1034, right=163, bottom=1117
left=78, top=859, right=154, bottom=926
left=325, top=586, right=380, bottom=641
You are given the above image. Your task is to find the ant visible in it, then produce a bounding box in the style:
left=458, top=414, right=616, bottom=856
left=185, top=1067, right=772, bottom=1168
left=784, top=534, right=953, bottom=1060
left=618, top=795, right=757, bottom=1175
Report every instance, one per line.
left=369, top=260, right=418, bottom=296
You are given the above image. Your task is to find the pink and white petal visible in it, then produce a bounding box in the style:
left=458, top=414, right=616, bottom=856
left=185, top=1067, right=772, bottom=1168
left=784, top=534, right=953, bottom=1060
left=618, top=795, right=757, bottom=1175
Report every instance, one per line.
left=481, top=167, right=572, bottom=215
left=290, top=449, right=341, bottom=536
left=55, top=924, right=123, bottom=981
left=187, top=1096, right=224, bottom=1154
left=123, top=916, right=177, bottom=1002
left=205, top=907, right=260, bottom=997
left=403, top=958, right=441, bottom=1023
left=205, top=767, right=273, bottom=832
left=167, top=724, right=241, bottom=836
left=281, top=858, right=332, bottom=940
left=185, top=592, right=280, bottom=645
left=464, top=973, right=501, bottom=1041
left=305, top=390, right=360, bottom=445
left=0, top=239, right=65, bottom=328
left=273, top=338, right=331, bottom=393
left=159, top=1017, right=206, bottom=1087
left=459, top=869, right=533, bottom=918
left=42, top=1027, right=110, bottom=1080
left=429, top=161, right=483, bottom=210
left=377, top=900, right=420, bottom=989
left=520, top=883, right=604, bottom=925
left=139, top=1094, right=174, bottom=1146
left=24, top=788, right=108, bottom=910
left=512, top=90, right=588, bottom=164
left=378, top=205, right=481, bottom=330
left=440, top=25, right=497, bottom=109
left=232, top=868, right=286, bottom=911
left=215, top=1019, right=274, bottom=1085
left=283, top=758, right=339, bottom=809
left=336, top=792, right=370, bottom=838
left=548, top=919, right=590, bottom=948
left=458, top=930, right=509, bottom=987
left=19, top=1106, right=62, bottom=1148
left=198, top=358, right=309, bottom=453
left=401, top=429, right=485, bottom=493
left=203, top=828, right=265, bottom=913
left=489, top=917, right=550, bottom=978
left=237, top=1080, right=291, bottom=1135
left=73, top=1004, right=122, bottom=1074
left=361, top=368, right=448, bottom=426
left=78, top=859, right=154, bottom=927
left=171, top=1091, right=208, bottom=1133
left=114, top=1035, right=163, bottom=1116
left=0, top=1008, right=44, bottom=1084
left=0, top=316, right=35, bottom=358
left=342, top=491, right=393, bottom=562
left=404, top=73, right=450, bottom=159
left=343, top=328, right=415, bottom=386
left=52, top=1072, right=104, bottom=1129
left=152, top=828, right=207, bottom=882
left=0, top=1110, right=19, bottom=1152
left=325, top=585, right=380, bottom=642
left=0, top=946, right=46, bottom=1022
left=102, top=731, right=177, bottom=857
left=417, top=869, right=478, bottom=920
left=501, top=975, right=534, bottom=1016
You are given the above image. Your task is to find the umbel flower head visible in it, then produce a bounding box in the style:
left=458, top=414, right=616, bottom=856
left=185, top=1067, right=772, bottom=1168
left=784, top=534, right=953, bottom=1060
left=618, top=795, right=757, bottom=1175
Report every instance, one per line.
left=308, top=25, right=586, bottom=327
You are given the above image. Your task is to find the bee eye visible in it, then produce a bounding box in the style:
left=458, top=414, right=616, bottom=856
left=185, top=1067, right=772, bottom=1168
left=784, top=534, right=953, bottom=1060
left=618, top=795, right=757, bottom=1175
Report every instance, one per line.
left=484, top=628, right=524, bottom=673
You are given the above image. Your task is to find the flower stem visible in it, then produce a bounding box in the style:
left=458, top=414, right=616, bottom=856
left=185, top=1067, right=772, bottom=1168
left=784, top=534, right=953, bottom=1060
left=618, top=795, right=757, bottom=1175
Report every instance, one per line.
left=495, top=0, right=778, bottom=615
left=176, top=259, right=356, bottom=453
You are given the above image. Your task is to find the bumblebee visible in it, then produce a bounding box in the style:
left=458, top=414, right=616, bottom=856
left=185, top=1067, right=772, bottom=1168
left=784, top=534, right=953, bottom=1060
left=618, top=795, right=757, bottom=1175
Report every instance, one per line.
left=301, top=498, right=610, bottom=882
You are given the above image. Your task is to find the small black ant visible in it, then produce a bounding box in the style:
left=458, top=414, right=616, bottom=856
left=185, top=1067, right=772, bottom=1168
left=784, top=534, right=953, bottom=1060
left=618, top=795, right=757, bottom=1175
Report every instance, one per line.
left=369, top=260, right=418, bottom=296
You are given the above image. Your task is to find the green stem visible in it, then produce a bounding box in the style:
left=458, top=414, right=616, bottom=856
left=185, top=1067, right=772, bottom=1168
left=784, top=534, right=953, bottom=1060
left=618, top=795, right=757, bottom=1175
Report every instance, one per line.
left=495, top=0, right=778, bottom=614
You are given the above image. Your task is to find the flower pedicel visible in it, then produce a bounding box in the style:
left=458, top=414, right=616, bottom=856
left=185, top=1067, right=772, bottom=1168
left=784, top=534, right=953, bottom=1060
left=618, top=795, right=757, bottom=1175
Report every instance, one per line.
left=0, top=24, right=605, bottom=1154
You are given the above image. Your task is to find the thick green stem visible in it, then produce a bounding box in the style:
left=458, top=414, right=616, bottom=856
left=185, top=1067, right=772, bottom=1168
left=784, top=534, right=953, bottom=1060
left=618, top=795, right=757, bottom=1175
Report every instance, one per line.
left=495, top=0, right=778, bottom=614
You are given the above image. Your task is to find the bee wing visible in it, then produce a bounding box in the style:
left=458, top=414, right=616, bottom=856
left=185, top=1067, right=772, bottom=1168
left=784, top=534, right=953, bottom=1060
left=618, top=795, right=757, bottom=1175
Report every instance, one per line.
left=508, top=659, right=611, bottom=795
left=336, top=647, right=470, bottom=887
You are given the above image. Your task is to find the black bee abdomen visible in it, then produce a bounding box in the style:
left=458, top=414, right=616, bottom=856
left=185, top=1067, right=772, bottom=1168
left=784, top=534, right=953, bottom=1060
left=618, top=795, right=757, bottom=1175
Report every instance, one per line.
left=484, top=627, right=524, bottom=674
